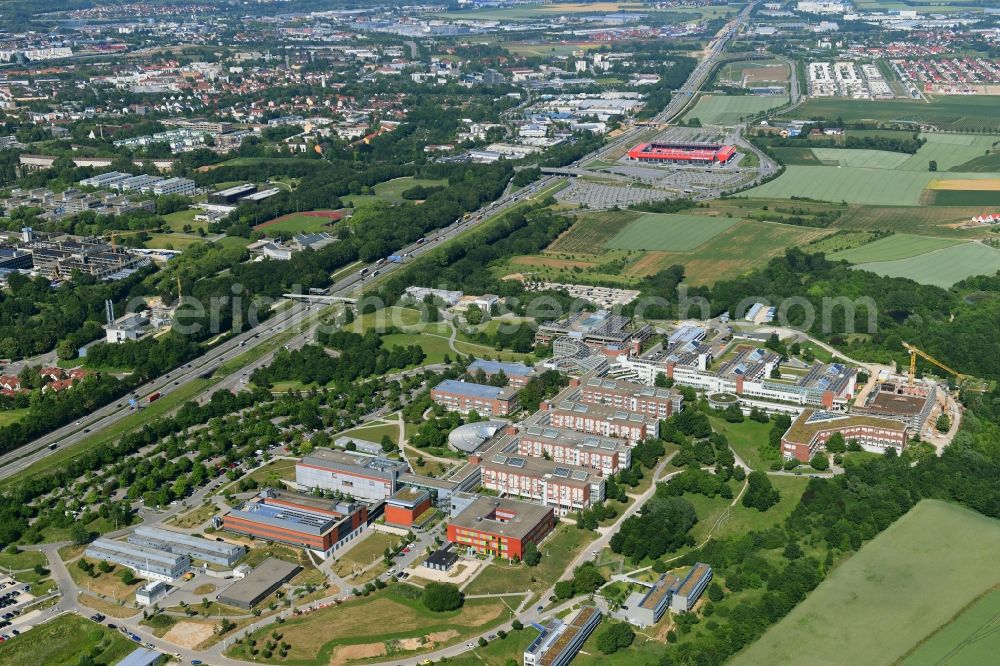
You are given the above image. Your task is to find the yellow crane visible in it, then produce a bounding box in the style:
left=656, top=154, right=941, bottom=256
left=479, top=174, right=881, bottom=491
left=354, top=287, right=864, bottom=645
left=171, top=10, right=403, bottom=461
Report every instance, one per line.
left=902, top=342, right=966, bottom=387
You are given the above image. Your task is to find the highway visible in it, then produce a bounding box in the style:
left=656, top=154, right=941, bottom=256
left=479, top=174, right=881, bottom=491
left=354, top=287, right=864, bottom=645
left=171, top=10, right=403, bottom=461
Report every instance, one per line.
left=0, top=1, right=756, bottom=488
left=0, top=175, right=559, bottom=481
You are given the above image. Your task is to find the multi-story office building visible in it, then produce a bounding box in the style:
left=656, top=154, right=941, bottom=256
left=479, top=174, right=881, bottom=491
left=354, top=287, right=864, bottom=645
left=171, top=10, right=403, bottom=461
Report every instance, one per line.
left=447, top=496, right=555, bottom=560
left=575, top=376, right=683, bottom=420
left=431, top=379, right=520, bottom=417
left=467, top=359, right=537, bottom=388
left=479, top=451, right=604, bottom=516
left=781, top=409, right=909, bottom=461
left=542, top=389, right=659, bottom=443
left=517, top=421, right=631, bottom=475
left=670, top=562, right=713, bottom=613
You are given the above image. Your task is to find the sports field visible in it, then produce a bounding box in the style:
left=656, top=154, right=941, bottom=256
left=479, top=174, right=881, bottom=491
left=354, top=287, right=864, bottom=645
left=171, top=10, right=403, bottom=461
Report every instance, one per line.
left=810, top=147, right=910, bottom=169
left=852, top=242, right=1000, bottom=288
left=605, top=213, right=739, bottom=251
left=786, top=96, right=1000, bottom=132
left=744, top=166, right=936, bottom=205
left=733, top=500, right=1000, bottom=666
left=830, top=233, right=963, bottom=263
left=684, top=93, right=789, bottom=126
left=901, top=588, right=1000, bottom=666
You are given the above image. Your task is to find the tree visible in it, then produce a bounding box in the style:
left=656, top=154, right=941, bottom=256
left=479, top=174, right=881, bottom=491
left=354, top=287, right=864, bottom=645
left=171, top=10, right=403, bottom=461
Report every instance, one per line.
left=120, top=568, right=137, bottom=585
left=422, top=583, right=463, bottom=612
left=522, top=541, right=541, bottom=567
left=70, top=522, right=91, bottom=545
left=380, top=435, right=396, bottom=453
left=810, top=453, right=830, bottom=471
left=554, top=580, right=575, bottom=600
left=707, top=581, right=724, bottom=602
left=825, top=432, right=846, bottom=453
left=596, top=622, right=635, bottom=654
left=928, top=160, right=937, bottom=172
left=97, top=560, right=113, bottom=574
left=936, top=414, right=950, bottom=433
left=654, top=372, right=674, bottom=388
left=512, top=619, right=524, bottom=631
left=742, top=471, right=780, bottom=512
left=571, top=562, right=605, bottom=595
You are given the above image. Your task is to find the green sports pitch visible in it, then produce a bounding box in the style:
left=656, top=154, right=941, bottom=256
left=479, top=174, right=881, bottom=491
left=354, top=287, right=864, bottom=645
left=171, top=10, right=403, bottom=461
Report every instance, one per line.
left=605, top=213, right=739, bottom=251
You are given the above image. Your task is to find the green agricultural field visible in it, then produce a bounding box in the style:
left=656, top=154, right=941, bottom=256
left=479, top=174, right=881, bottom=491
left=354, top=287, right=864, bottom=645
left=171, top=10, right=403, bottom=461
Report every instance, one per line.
left=852, top=242, right=1000, bottom=288
left=810, top=147, right=910, bottom=169
left=548, top=210, right=639, bottom=253
left=830, top=233, right=963, bottom=263
left=927, top=189, right=1000, bottom=207
left=733, top=500, right=1000, bottom=666
left=786, top=96, right=1000, bottom=132
left=832, top=204, right=992, bottom=237
left=606, top=213, right=739, bottom=251
left=684, top=93, right=789, bottom=125
left=898, top=132, right=1000, bottom=172
left=769, top=146, right=823, bottom=165
left=743, top=166, right=936, bottom=205
left=901, top=588, right=1000, bottom=666
left=0, top=614, right=135, bottom=666
left=950, top=151, right=1000, bottom=173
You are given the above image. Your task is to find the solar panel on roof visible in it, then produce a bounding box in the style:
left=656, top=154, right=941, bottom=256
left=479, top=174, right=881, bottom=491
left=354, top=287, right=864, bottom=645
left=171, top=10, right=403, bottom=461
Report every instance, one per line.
left=553, top=467, right=570, bottom=477
left=571, top=471, right=588, bottom=481
left=493, top=454, right=508, bottom=464
left=614, top=411, right=628, bottom=419
left=508, top=457, right=526, bottom=468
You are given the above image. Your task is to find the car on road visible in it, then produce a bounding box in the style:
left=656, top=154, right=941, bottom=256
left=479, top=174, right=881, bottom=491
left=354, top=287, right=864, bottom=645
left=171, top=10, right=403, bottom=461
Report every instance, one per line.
left=107, top=624, right=117, bottom=630
left=466, top=643, right=475, bottom=649
left=191, top=661, right=203, bottom=666
left=536, top=606, right=543, bottom=612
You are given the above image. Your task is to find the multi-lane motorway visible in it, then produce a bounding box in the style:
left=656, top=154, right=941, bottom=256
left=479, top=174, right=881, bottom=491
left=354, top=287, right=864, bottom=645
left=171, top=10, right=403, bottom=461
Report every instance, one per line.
left=0, top=1, right=758, bottom=483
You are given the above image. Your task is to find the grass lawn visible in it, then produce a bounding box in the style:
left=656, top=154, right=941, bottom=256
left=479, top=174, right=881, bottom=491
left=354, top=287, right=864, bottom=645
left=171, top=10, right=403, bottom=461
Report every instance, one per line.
left=78, top=593, right=142, bottom=618
left=709, top=417, right=779, bottom=471
left=255, top=212, right=339, bottom=234
left=226, top=585, right=512, bottom=664
left=162, top=207, right=205, bottom=231
left=0, top=614, right=135, bottom=666
left=213, top=235, right=251, bottom=250
left=379, top=332, right=454, bottom=365
left=605, top=213, right=739, bottom=252
left=344, top=177, right=447, bottom=206
left=852, top=241, right=1000, bottom=288
left=242, top=542, right=310, bottom=568
left=338, top=423, right=400, bottom=446
left=684, top=93, right=789, bottom=125
left=463, top=525, right=597, bottom=597
left=733, top=500, right=1000, bottom=666
left=444, top=627, right=538, bottom=665
left=0, top=408, right=27, bottom=427
left=334, top=532, right=401, bottom=573
left=830, top=233, right=964, bottom=263
left=144, top=232, right=206, bottom=250
left=69, top=560, right=143, bottom=601
left=168, top=502, right=220, bottom=529
left=0, top=548, right=47, bottom=571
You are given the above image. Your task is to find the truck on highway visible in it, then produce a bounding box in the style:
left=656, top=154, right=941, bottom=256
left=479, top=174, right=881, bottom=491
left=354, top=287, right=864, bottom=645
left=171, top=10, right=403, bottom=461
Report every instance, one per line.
left=147, top=392, right=161, bottom=403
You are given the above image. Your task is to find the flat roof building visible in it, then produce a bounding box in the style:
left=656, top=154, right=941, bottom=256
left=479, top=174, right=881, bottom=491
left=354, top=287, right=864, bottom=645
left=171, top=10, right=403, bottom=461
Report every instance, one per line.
left=222, top=489, right=368, bottom=559
left=627, top=142, right=736, bottom=164
left=384, top=487, right=432, bottom=527
left=535, top=310, right=651, bottom=354
left=208, top=183, right=257, bottom=205
left=478, top=441, right=605, bottom=516
left=128, top=526, right=245, bottom=567
left=85, top=538, right=189, bottom=583
left=216, top=557, right=301, bottom=610
left=576, top=375, right=683, bottom=420
left=447, top=496, right=555, bottom=561
left=518, top=420, right=631, bottom=475
left=671, top=563, right=713, bottom=613
left=468, top=359, right=537, bottom=388
left=524, top=605, right=602, bottom=666
left=542, top=384, right=661, bottom=443
left=135, top=580, right=168, bottom=607
left=296, top=448, right=408, bottom=502
left=781, top=409, right=908, bottom=462
left=114, top=647, right=164, bottom=666
left=431, top=379, right=520, bottom=417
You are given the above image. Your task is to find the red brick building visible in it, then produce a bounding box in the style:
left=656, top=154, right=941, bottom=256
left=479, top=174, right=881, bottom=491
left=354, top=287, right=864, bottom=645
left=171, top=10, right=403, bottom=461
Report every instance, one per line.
left=431, top=379, right=520, bottom=417
left=447, top=496, right=555, bottom=560
left=384, top=487, right=432, bottom=527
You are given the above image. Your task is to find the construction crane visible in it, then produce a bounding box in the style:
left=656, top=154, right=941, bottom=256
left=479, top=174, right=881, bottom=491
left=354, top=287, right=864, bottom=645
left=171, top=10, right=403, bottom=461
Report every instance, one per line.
left=902, top=342, right=966, bottom=387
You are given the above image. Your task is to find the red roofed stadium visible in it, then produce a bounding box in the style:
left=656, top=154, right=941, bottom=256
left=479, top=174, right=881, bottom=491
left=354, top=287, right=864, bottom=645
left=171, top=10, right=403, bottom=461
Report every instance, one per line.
left=627, top=142, right=736, bottom=165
